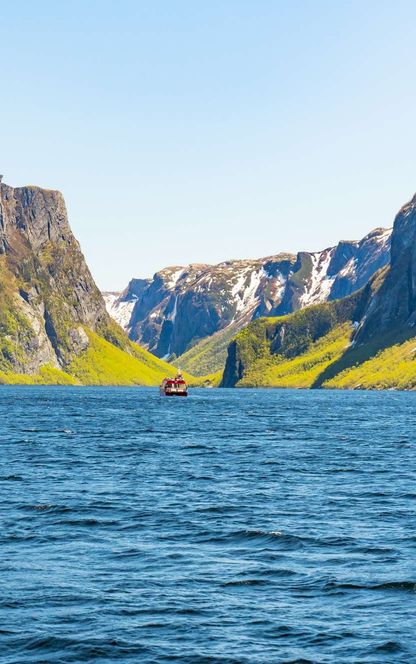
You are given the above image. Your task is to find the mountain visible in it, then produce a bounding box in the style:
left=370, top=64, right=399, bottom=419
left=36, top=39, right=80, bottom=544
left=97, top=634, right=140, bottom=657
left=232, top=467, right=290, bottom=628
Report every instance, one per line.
left=354, top=194, right=416, bottom=343
left=104, top=228, right=391, bottom=374
left=221, top=192, right=416, bottom=390
left=0, top=180, right=184, bottom=385
left=104, top=255, right=295, bottom=362
left=220, top=289, right=372, bottom=388
left=275, top=227, right=391, bottom=313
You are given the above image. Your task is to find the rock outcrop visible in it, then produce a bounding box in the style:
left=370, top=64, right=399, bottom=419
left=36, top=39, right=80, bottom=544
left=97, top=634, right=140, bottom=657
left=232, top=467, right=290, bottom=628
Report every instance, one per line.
left=355, top=194, right=416, bottom=342
left=221, top=191, right=416, bottom=390
left=0, top=180, right=173, bottom=384
left=220, top=292, right=370, bottom=388
left=276, top=228, right=391, bottom=314
left=105, top=228, right=391, bottom=372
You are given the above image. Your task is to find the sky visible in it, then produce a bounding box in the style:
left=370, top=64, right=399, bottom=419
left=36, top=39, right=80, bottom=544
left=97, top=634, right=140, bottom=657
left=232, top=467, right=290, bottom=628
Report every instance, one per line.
left=1, top=0, right=416, bottom=290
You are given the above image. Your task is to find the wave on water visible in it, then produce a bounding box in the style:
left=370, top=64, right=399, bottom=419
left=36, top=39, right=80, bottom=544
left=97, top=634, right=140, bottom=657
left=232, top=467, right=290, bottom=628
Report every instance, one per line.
left=1, top=386, right=415, bottom=663
left=326, top=580, right=416, bottom=593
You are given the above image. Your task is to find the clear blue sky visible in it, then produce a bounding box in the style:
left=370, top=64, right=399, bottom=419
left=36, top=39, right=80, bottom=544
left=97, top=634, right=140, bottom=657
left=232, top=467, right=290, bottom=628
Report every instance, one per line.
left=1, top=1, right=416, bottom=290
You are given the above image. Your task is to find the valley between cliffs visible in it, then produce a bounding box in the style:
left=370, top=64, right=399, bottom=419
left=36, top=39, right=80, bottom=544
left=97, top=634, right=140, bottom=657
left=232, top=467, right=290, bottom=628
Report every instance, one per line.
left=221, top=193, right=416, bottom=390
left=0, top=180, right=195, bottom=386
left=105, top=228, right=391, bottom=376
left=2, top=178, right=416, bottom=390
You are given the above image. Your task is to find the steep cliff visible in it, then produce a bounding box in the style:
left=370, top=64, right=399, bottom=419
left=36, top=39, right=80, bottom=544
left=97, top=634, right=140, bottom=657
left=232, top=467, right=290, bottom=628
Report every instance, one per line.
left=354, top=194, right=416, bottom=342
left=105, top=256, right=296, bottom=359
left=276, top=228, right=391, bottom=314
left=221, top=192, right=416, bottom=390
left=221, top=289, right=371, bottom=387
left=105, top=228, right=391, bottom=375
left=0, top=180, right=178, bottom=384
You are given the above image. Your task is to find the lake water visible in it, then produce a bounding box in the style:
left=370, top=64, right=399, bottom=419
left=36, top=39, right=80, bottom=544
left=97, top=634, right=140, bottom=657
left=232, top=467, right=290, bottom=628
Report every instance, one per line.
left=1, top=386, right=415, bottom=663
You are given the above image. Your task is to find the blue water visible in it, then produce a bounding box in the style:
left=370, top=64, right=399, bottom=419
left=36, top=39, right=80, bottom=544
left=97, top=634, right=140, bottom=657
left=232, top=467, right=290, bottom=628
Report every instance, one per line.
left=1, top=387, right=415, bottom=663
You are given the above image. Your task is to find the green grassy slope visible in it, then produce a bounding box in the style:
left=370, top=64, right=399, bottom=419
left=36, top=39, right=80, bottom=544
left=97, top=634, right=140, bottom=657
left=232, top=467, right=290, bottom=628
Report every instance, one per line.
left=174, top=324, right=240, bottom=376
left=323, top=334, right=416, bottom=389
left=237, top=323, right=353, bottom=388
left=219, top=274, right=416, bottom=390
left=221, top=287, right=416, bottom=391
left=68, top=329, right=187, bottom=386
left=0, top=366, right=79, bottom=385
left=234, top=322, right=416, bottom=390
left=0, top=249, right=201, bottom=386
left=0, top=324, right=219, bottom=387
left=221, top=291, right=366, bottom=386
left=0, top=325, right=194, bottom=386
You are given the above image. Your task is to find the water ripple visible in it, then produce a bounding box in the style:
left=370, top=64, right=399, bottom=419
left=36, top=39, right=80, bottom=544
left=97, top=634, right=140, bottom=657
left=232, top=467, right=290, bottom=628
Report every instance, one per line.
left=0, top=386, right=415, bottom=663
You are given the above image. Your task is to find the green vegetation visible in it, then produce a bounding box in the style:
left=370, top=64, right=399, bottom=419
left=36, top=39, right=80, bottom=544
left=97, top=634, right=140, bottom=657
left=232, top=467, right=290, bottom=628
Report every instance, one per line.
left=68, top=329, right=189, bottom=386
left=0, top=365, right=79, bottom=385
left=0, top=248, right=217, bottom=386
left=175, top=324, right=239, bottom=375
left=0, top=233, right=197, bottom=386
left=237, top=323, right=352, bottom=387
left=219, top=281, right=416, bottom=390
left=188, top=371, right=223, bottom=387
left=0, top=328, right=220, bottom=386
left=0, top=259, right=41, bottom=372
left=222, top=291, right=366, bottom=386
left=324, top=335, right=416, bottom=390
left=222, top=279, right=416, bottom=391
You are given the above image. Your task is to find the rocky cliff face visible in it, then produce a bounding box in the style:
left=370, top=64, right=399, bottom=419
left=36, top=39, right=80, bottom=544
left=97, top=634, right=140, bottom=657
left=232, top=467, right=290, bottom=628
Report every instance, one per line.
left=105, top=256, right=296, bottom=358
left=355, top=195, right=416, bottom=342
left=103, top=278, right=150, bottom=332
left=221, top=290, right=371, bottom=388
left=0, top=181, right=129, bottom=375
left=276, top=228, right=391, bottom=314
left=221, top=191, right=416, bottom=390
left=105, top=228, right=391, bottom=363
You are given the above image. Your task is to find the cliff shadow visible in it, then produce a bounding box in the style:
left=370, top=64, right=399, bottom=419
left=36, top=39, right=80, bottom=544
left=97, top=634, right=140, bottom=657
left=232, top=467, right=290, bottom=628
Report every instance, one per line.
left=312, top=327, right=414, bottom=388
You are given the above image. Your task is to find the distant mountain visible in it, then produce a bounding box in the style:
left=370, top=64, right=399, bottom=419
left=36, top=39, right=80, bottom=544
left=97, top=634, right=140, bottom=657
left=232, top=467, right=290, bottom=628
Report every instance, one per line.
left=276, top=228, right=391, bottom=313
left=221, top=192, right=416, bottom=390
left=0, top=180, right=181, bottom=385
left=104, top=255, right=295, bottom=358
left=104, top=227, right=391, bottom=374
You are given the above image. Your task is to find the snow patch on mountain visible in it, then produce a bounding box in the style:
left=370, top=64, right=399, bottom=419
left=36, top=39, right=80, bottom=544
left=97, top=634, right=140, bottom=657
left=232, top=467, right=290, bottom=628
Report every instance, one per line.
left=103, top=226, right=392, bottom=362
left=103, top=292, right=137, bottom=330
left=376, top=228, right=393, bottom=248
left=231, top=268, right=263, bottom=314
left=166, top=267, right=186, bottom=289
left=299, top=249, right=336, bottom=307
left=338, top=257, right=357, bottom=278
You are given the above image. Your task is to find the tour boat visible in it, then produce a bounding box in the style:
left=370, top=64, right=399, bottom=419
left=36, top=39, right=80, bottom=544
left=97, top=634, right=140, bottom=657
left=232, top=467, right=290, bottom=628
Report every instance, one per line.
left=160, top=372, right=188, bottom=397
